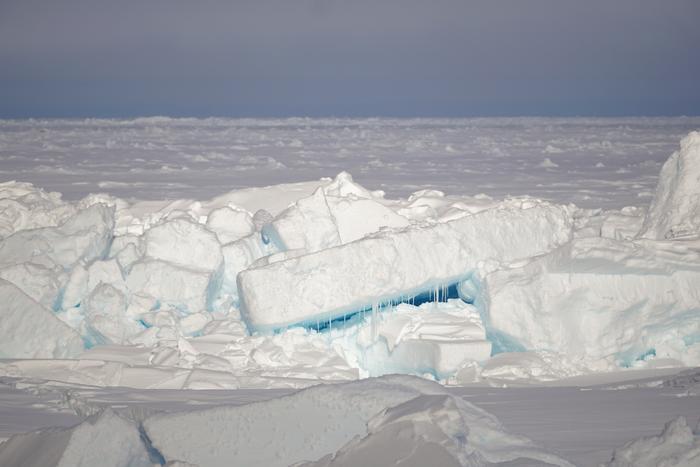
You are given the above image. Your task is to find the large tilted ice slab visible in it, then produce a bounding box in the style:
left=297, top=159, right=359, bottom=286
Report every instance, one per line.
left=0, top=279, right=83, bottom=359
left=238, top=201, right=573, bottom=332
left=486, top=236, right=700, bottom=367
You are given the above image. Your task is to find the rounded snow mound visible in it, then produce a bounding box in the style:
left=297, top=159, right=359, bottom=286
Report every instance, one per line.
left=639, top=131, right=700, bottom=240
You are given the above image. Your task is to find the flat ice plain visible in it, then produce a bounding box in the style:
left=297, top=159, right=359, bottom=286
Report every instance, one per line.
left=3, top=117, right=699, bottom=207
left=1, top=117, right=699, bottom=466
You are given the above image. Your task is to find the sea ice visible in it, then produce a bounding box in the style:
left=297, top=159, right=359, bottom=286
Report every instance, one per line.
left=346, top=300, right=492, bottom=378
left=125, top=259, right=214, bottom=313
left=0, top=409, right=153, bottom=467
left=239, top=200, right=573, bottom=332
left=205, top=206, right=255, bottom=244
left=486, top=236, right=700, bottom=369
left=143, top=375, right=572, bottom=467
left=0, top=203, right=114, bottom=269
left=263, top=187, right=342, bottom=253
left=0, top=279, right=83, bottom=359
left=143, top=217, right=222, bottom=272
left=639, top=131, right=700, bottom=240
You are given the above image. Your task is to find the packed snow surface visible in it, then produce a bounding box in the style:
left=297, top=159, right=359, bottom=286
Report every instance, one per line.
left=1, top=118, right=700, bottom=465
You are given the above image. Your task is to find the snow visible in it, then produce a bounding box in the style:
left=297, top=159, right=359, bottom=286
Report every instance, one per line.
left=348, top=300, right=492, bottom=378
left=605, top=416, right=700, bottom=467
left=143, top=218, right=222, bottom=272
left=639, top=131, right=700, bottom=240
left=486, top=236, right=700, bottom=369
left=264, top=187, right=342, bottom=253
left=0, top=409, right=153, bottom=467
left=126, top=259, right=214, bottom=313
left=0, top=280, right=83, bottom=359
left=1, top=118, right=700, bottom=466
left=205, top=206, right=254, bottom=244
left=0, top=203, right=114, bottom=269
left=143, top=375, right=572, bottom=467
left=3, top=117, right=698, bottom=209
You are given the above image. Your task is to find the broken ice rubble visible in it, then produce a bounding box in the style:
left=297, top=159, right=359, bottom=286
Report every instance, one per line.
left=0, top=132, right=699, bottom=385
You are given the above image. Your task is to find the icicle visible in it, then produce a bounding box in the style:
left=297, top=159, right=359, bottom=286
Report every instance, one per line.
left=371, top=301, right=378, bottom=342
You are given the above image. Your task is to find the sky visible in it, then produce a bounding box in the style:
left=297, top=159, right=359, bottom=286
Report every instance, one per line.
left=0, top=0, right=699, bottom=118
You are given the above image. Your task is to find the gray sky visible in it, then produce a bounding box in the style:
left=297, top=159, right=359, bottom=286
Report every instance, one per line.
left=1, top=0, right=698, bottom=117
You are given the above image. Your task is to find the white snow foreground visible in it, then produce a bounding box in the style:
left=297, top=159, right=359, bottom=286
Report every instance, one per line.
left=0, top=132, right=699, bottom=388
left=141, top=376, right=570, bottom=467
left=0, top=409, right=154, bottom=467
left=0, top=377, right=574, bottom=467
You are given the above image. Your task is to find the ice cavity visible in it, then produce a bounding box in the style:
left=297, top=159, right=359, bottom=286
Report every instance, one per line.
left=347, top=300, right=492, bottom=379
left=238, top=200, right=573, bottom=332
left=639, top=131, right=700, bottom=240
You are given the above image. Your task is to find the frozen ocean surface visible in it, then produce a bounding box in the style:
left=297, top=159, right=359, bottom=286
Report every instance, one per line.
left=1, top=117, right=699, bottom=466
left=2, top=117, right=700, bottom=208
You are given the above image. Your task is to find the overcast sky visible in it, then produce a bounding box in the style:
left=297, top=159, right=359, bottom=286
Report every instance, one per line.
left=1, top=0, right=698, bottom=117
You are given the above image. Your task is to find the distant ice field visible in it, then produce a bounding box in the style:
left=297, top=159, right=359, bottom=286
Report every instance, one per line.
left=2, top=117, right=699, bottom=208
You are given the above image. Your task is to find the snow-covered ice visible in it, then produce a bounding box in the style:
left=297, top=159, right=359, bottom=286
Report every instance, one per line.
left=0, top=280, right=83, bottom=359
left=1, top=117, right=699, bottom=466
left=240, top=198, right=572, bottom=332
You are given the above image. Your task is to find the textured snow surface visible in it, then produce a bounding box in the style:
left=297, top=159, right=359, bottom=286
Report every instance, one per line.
left=2, top=117, right=699, bottom=209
